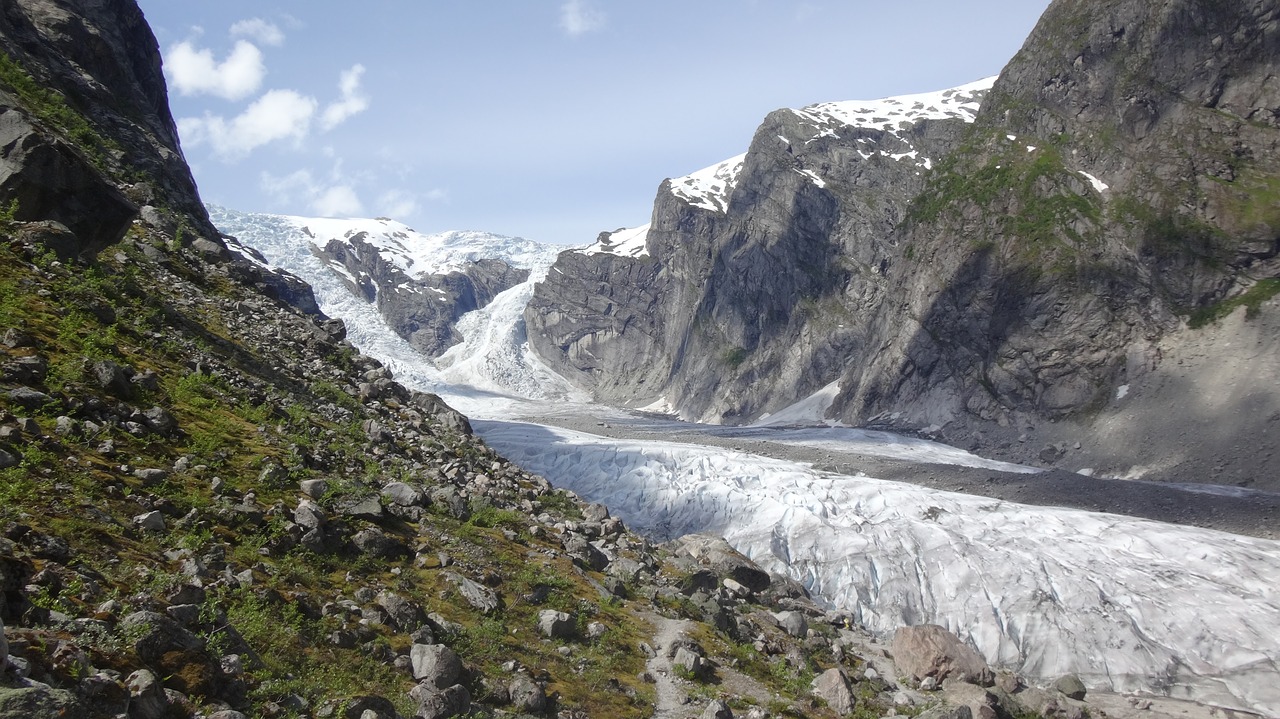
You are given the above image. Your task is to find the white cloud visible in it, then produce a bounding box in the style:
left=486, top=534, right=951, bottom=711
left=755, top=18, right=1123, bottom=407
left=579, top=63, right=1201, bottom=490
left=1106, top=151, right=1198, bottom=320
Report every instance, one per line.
left=166, top=39, right=266, bottom=100
left=261, top=168, right=364, bottom=218
left=230, top=18, right=285, bottom=46
left=560, top=0, right=605, bottom=36
left=321, top=64, right=370, bottom=131
left=424, top=188, right=449, bottom=202
left=313, top=185, right=363, bottom=217
left=377, top=190, right=420, bottom=220
left=179, top=89, right=317, bottom=160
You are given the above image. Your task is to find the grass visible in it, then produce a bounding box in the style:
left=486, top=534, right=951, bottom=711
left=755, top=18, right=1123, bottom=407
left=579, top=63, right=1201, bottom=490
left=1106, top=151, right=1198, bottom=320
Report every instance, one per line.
left=1188, top=278, right=1280, bottom=328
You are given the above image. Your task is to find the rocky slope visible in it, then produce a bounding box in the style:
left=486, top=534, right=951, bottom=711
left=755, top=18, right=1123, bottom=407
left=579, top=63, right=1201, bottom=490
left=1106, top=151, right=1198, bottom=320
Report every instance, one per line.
left=0, top=2, right=1126, bottom=718
left=526, top=0, right=1280, bottom=489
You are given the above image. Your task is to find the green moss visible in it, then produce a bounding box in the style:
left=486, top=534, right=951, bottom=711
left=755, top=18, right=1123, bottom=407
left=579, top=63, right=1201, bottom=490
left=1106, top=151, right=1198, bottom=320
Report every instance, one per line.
left=1188, top=278, right=1280, bottom=328
left=0, top=51, right=118, bottom=169
left=722, top=347, right=748, bottom=369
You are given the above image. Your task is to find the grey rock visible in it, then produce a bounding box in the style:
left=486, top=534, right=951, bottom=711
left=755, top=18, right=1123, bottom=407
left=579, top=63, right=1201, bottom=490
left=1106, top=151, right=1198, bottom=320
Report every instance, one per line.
left=562, top=533, right=609, bottom=571
left=299, top=479, right=329, bottom=498
left=667, top=535, right=771, bottom=592
left=7, top=387, right=52, bottom=409
left=345, top=496, right=385, bottom=521
left=206, top=712, right=249, bottom=719
left=811, top=668, right=856, bottom=716
left=294, top=500, right=327, bottom=530
left=1054, top=674, right=1087, bottom=700
left=409, top=392, right=473, bottom=436
left=409, top=683, right=470, bottom=719
left=132, top=511, right=165, bottom=532
left=701, top=699, right=734, bottom=719
left=917, top=706, right=973, bottom=719
left=382, top=481, right=426, bottom=507
left=0, top=685, right=86, bottom=719
left=0, top=614, right=7, bottom=668
left=376, top=591, right=426, bottom=632
left=133, top=468, right=168, bottom=485
left=141, top=407, right=178, bottom=435
left=674, top=646, right=709, bottom=679
left=0, top=449, right=15, bottom=470
left=508, top=675, right=546, bottom=713
left=90, top=360, right=133, bottom=398
left=445, top=573, right=500, bottom=615
left=773, top=610, right=808, bottom=639
left=164, top=603, right=201, bottom=626
left=125, top=669, right=171, bottom=719
left=119, top=611, right=204, bottom=663
left=537, top=610, right=576, bottom=639
left=410, top=644, right=463, bottom=689
left=352, top=528, right=407, bottom=559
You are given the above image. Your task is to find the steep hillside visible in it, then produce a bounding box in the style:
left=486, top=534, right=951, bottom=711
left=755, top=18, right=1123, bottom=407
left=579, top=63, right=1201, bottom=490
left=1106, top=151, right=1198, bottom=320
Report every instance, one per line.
left=526, top=0, right=1280, bottom=489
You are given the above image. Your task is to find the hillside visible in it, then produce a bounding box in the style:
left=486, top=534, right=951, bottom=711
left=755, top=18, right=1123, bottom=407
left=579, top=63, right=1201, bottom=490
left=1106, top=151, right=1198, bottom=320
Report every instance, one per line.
left=524, top=0, right=1280, bottom=490
left=0, top=1, right=1131, bottom=719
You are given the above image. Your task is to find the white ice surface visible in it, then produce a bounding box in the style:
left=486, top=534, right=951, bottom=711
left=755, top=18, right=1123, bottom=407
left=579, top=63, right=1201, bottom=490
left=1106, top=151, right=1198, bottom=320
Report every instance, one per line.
left=753, top=380, right=843, bottom=427
left=479, top=420, right=1280, bottom=714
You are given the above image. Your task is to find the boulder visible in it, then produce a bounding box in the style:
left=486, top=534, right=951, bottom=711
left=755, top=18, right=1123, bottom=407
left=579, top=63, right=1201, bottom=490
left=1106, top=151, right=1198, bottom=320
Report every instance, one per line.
left=773, top=610, right=808, bottom=638
left=125, top=669, right=172, bottom=719
left=381, top=481, right=426, bottom=507
left=674, top=646, right=709, bottom=680
left=537, top=610, right=576, bottom=640
left=410, top=644, right=463, bottom=689
left=892, top=624, right=993, bottom=686
left=811, top=668, right=856, bottom=716
left=352, top=528, right=407, bottom=559
left=667, top=534, right=771, bottom=592
left=445, top=573, right=500, bottom=615
left=701, top=699, right=734, bottom=719
left=0, top=685, right=86, bottom=719
left=375, top=591, right=425, bottom=632
left=0, top=107, right=137, bottom=259
left=1054, top=674, right=1087, bottom=700
left=119, top=611, right=204, bottom=663
left=409, top=683, right=470, bottom=719
left=508, top=675, right=546, bottom=713
left=562, top=534, right=609, bottom=571
left=917, top=707, right=973, bottom=719
left=90, top=360, right=133, bottom=398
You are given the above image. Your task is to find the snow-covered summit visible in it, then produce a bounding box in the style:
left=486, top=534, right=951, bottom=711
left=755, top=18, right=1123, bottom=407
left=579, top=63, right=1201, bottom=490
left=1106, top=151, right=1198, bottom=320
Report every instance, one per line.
left=578, top=224, right=652, bottom=259
left=795, top=76, right=994, bottom=140
left=667, top=153, right=747, bottom=214
left=282, top=215, right=557, bottom=278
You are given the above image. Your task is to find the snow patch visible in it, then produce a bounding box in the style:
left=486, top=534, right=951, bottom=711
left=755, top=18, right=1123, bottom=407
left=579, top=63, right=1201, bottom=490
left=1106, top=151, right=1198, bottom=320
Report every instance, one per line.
left=580, top=224, right=651, bottom=259
left=668, top=153, right=747, bottom=214
left=1078, top=170, right=1109, bottom=193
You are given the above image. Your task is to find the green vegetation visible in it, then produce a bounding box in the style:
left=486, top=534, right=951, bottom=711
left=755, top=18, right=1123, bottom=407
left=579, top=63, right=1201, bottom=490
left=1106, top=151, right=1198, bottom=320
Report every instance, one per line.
left=1188, top=278, right=1280, bottom=328
left=0, top=51, right=118, bottom=168
left=721, top=346, right=749, bottom=369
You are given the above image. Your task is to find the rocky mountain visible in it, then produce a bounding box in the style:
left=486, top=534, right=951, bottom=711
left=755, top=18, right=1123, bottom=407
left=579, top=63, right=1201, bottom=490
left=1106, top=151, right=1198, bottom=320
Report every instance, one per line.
left=303, top=222, right=533, bottom=358
left=525, top=0, right=1280, bottom=489
left=2, top=2, right=1124, bottom=719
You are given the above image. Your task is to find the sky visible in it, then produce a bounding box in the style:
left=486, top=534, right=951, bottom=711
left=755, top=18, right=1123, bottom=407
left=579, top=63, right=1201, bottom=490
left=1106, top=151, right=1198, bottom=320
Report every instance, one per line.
left=135, top=1, right=1053, bottom=246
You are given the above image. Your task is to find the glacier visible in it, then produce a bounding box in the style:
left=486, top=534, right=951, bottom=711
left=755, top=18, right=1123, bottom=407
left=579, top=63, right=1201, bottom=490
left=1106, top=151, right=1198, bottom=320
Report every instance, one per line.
left=211, top=168, right=1280, bottom=715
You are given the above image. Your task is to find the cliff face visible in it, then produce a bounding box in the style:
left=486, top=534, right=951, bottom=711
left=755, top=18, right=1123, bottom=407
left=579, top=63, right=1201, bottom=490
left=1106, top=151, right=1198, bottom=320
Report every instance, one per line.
left=527, top=83, right=988, bottom=420
left=0, top=0, right=213, bottom=254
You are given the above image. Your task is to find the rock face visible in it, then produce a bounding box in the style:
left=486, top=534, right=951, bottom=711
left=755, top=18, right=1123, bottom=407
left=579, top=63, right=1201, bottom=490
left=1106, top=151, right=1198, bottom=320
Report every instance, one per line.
left=0, top=0, right=215, bottom=248
left=312, top=231, right=529, bottom=357
left=526, top=0, right=1280, bottom=489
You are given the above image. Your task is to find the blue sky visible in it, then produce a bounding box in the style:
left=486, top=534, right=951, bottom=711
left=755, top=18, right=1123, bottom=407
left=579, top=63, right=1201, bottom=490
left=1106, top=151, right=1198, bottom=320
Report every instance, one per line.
left=136, top=1, right=1052, bottom=245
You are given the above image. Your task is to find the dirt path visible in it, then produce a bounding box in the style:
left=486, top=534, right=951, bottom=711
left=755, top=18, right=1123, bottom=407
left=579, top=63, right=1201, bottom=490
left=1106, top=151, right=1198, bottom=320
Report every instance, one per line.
left=642, top=612, right=696, bottom=719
